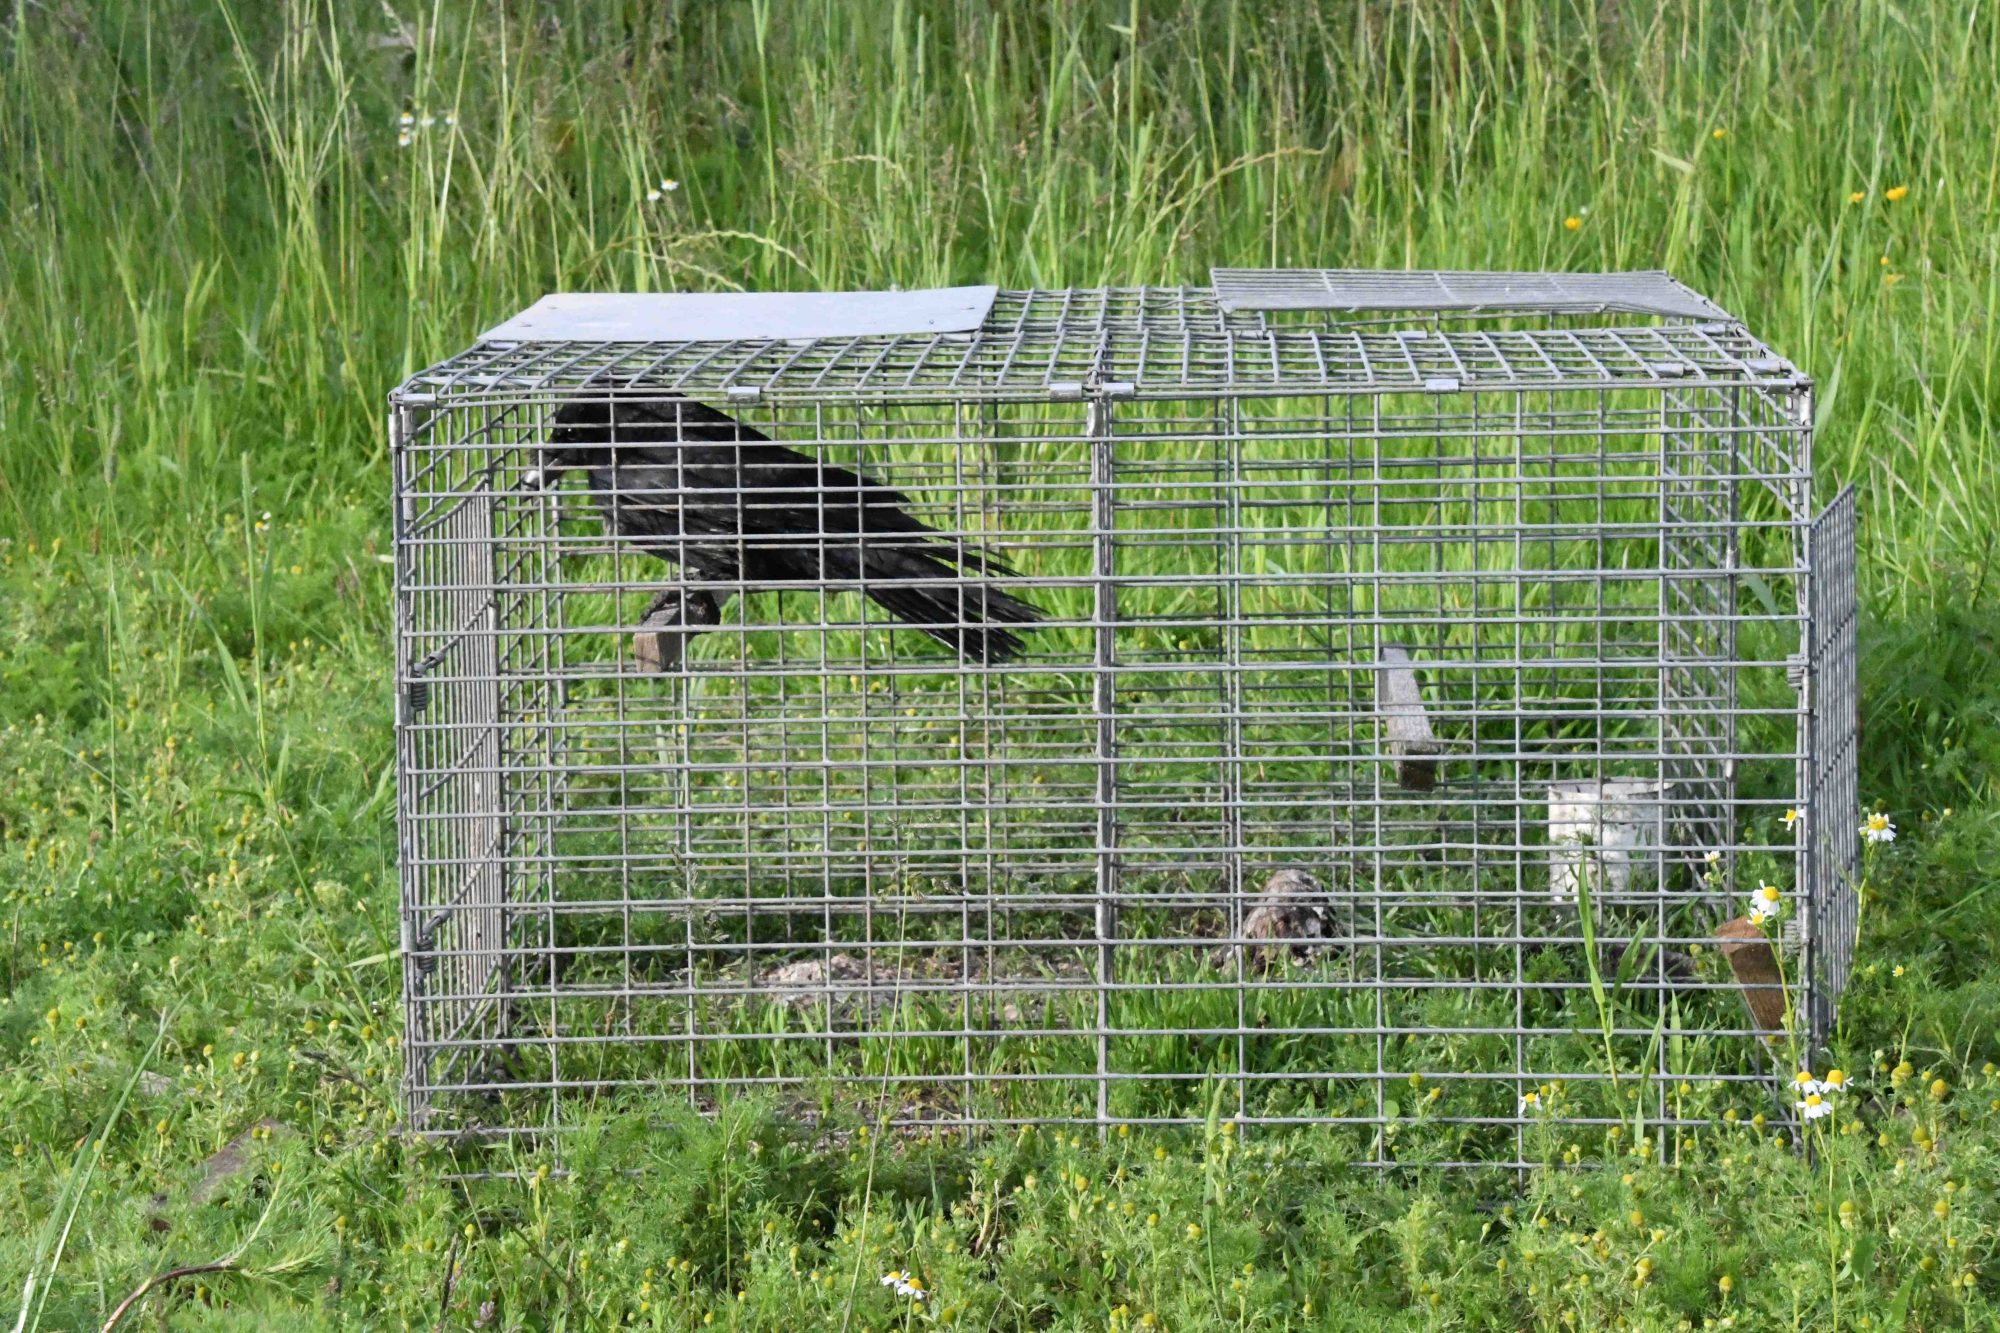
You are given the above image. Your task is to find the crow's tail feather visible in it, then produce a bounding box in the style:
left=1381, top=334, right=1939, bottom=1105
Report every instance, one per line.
left=852, top=541, right=1042, bottom=662
left=865, top=580, right=1042, bottom=663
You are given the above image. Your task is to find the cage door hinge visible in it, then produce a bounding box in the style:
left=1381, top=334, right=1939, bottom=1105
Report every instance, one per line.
left=1084, top=383, right=1134, bottom=440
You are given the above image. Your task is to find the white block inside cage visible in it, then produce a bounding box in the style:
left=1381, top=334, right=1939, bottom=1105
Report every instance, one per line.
left=1546, top=779, right=1671, bottom=904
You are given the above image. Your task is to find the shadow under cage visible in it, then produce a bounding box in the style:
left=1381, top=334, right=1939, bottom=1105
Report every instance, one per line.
left=390, top=271, right=1858, bottom=1167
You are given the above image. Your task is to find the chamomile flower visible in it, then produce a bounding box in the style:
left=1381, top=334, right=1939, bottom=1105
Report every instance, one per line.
left=881, top=1271, right=927, bottom=1300
left=660, top=177, right=680, bottom=192
left=1520, top=1090, right=1543, bottom=1113
left=1783, top=807, right=1802, bottom=828
left=1793, top=1067, right=1847, bottom=1120
left=398, top=111, right=415, bottom=128
left=1863, top=813, right=1896, bottom=844
left=1747, top=881, right=1782, bottom=925
left=646, top=188, right=663, bottom=203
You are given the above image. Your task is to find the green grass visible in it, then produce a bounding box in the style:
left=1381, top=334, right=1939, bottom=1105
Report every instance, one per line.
left=3, top=0, right=1999, bottom=1327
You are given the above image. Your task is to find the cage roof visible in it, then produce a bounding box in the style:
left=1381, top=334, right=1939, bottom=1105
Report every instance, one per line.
left=400, top=271, right=1802, bottom=405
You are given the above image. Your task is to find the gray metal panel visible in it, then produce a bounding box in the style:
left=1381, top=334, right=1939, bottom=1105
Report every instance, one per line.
left=481, top=286, right=1001, bottom=343
left=1805, top=486, right=1860, bottom=1051
left=1211, top=268, right=1734, bottom=322
left=401, top=317, right=1796, bottom=403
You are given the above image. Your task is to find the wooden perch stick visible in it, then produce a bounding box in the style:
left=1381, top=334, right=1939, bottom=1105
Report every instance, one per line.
left=1715, top=916, right=1788, bottom=1037
left=1377, top=643, right=1442, bottom=792
left=633, top=587, right=724, bottom=674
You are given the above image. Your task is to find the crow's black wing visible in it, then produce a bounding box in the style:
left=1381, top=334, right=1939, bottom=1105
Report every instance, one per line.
left=565, top=395, right=1017, bottom=574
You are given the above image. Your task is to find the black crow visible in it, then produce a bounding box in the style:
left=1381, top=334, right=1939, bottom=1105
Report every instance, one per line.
left=527, top=392, right=1042, bottom=666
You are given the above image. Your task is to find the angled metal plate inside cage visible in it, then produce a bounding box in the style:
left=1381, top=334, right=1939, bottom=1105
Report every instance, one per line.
left=1804, top=485, right=1861, bottom=1048
left=1210, top=268, right=1734, bottom=322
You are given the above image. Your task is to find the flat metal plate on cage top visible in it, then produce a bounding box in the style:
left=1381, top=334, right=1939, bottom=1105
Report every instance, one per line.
left=480, top=286, right=1001, bottom=344
left=1210, top=268, right=1734, bottom=322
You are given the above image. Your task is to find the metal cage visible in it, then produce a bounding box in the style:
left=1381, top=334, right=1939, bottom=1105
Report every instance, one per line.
left=391, top=270, right=1858, bottom=1166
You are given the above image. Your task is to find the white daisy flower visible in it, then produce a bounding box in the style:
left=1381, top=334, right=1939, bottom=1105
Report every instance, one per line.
left=1797, top=1090, right=1834, bottom=1120
left=1747, top=881, right=1782, bottom=925
left=1704, top=850, right=1722, bottom=865
left=881, top=1270, right=927, bottom=1299
left=646, top=188, right=663, bottom=203
left=1783, top=807, right=1803, bottom=828
left=398, top=111, right=415, bottom=128
left=1863, top=813, right=1897, bottom=844
left=661, top=177, right=680, bottom=192
left=1519, top=1090, right=1542, bottom=1113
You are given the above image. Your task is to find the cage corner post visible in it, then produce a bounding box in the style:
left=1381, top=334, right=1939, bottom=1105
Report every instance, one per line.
left=390, top=392, right=443, bottom=1132
left=390, top=387, right=515, bottom=1139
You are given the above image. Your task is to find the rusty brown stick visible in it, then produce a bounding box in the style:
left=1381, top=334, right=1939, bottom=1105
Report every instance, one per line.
left=100, top=1261, right=239, bottom=1333
left=1715, top=916, right=1789, bottom=1036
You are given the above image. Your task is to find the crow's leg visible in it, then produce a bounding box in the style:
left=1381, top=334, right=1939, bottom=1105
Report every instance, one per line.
left=632, top=587, right=725, bottom=673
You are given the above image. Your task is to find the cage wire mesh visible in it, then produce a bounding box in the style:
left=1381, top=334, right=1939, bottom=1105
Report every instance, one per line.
left=391, top=271, right=1859, bottom=1167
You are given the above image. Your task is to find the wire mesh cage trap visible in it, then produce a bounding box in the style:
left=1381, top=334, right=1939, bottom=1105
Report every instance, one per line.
left=391, top=270, right=1859, bottom=1166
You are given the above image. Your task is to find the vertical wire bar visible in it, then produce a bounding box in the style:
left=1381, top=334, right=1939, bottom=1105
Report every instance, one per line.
left=1223, top=394, right=1247, bottom=1126
left=951, top=397, right=976, bottom=1126
left=543, top=399, right=576, bottom=1118
left=1794, top=389, right=1826, bottom=1051
left=1510, top=389, right=1528, bottom=1165
left=1368, top=390, right=1387, bottom=1163
left=813, top=401, right=837, bottom=1085
left=1653, top=386, right=1675, bottom=1153
left=677, top=406, right=701, bottom=1109
left=1469, top=388, right=1485, bottom=985
left=390, top=399, right=427, bottom=1127
left=1089, top=393, right=1119, bottom=1131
